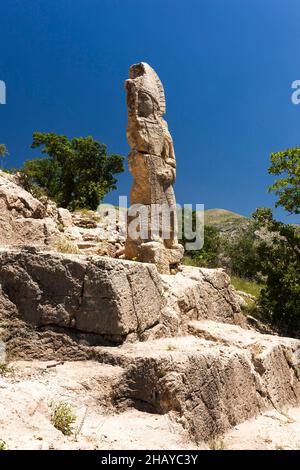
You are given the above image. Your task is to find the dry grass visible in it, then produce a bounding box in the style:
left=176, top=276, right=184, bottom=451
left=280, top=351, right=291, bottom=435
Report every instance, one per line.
left=55, top=239, right=80, bottom=254
left=209, top=438, right=226, bottom=450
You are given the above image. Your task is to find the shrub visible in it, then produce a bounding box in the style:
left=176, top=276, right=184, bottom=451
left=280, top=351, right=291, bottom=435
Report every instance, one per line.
left=222, top=224, right=261, bottom=281
left=253, top=208, right=300, bottom=337
left=51, top=402, right=77, bottom=436
left=0, top=440, right=8, bottom=450
left=183, top=221, right=221, bottom=268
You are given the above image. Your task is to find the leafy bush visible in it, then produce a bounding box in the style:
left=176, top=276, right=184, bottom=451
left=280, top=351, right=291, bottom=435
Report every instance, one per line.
left=51, top=401, right=77, bottom=436
left=268, top=147, right=300, bottom=214
left=183, top=222, right=221, bottom=268
left=253, top=208, right=300, bottom=337
left=0, top=440, right=8, bottom=451
left=0, top=144, right=8, bottom=157
left=20, top=132, right=124, bottom=211
left=222, top=225, right=261, bottom=281
left=0, top=144, right=9, bottom=169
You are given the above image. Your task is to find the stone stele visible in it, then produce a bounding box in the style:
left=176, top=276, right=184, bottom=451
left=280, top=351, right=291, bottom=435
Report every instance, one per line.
left=124, top=62, right=184, bottom=273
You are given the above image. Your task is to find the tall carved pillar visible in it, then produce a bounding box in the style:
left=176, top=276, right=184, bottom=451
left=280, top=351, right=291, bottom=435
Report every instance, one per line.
left=124, top=62, right=184, bottom=273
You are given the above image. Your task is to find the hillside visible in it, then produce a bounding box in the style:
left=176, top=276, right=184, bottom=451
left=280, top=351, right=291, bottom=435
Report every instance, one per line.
left=0, top=172, right=300, bottom=449
left=205, top=208, right=250, bottom=238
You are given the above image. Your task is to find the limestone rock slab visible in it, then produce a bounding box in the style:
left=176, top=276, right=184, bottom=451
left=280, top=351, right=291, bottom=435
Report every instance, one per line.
left=0, top=249, right=163, bottom=342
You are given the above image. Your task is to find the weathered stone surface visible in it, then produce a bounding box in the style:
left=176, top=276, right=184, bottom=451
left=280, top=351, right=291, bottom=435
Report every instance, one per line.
left=112, top=327, right=300, bottom=442
left=0, top=171, right=128, bottom=255
left=57, top=208, right=73, bottom=228
left=0, top=249, right=243, bottom=344
left=0, top=171, right=45, bottom=218
left=1, top=356, right=300, bottom=449
left=0, top=171, right=61, bottom=246
left=161, top=266, right=246, bottom=334
left=124, top=63, right=183, bottom=272
left=0, top=249, right=164, bottom=342
left=2, top=299, right=299, bottom=444
left=1, top=250, right=299, bottom=443
left=0, top=360, right=195, bottom=450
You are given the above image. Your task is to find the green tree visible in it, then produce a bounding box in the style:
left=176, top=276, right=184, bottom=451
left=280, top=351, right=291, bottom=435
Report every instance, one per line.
left=252, top=208, right=300, bottom=336
left=268, top=147, right=300, bottom=214
left=20, top=133, right=124, bottom=210
left=250, top=148, right=300, bottom=336
left=0, top=144, right=8, bottom=167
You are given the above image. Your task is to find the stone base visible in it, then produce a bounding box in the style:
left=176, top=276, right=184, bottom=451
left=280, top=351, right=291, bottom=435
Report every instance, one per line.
left=125, top=240, right=184, bottom=274
left=0, top=249, right=242, bottom=346
left=0, top=249, right=164, bottom=343
left=139, top=241, right=184, bottom=273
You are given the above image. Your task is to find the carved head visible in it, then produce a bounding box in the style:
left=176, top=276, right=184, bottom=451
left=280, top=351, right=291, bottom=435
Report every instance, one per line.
left=125, top=62, right=166, bottom=118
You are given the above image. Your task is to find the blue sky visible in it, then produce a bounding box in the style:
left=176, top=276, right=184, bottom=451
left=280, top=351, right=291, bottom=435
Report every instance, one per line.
left=1, top=0, right=300, bottom=223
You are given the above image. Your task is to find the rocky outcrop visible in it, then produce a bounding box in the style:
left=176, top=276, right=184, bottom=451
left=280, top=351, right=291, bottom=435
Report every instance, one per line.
left=0, top=171, right=127, bottom=256
left=112, top=325, right=300, bottom=442
left=0, top=171, right=61, bottom=246
left=0, top=248, right=299, bottom=443
left=0, top=248, right=244, bottom=344
left=161, top=266, right=245, bottom=334
left=0, top=170, right=300, bottom=445
left=0, top=248, right=164, bottom=343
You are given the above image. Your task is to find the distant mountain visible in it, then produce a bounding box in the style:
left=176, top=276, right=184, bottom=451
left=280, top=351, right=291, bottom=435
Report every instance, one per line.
left=204, top=208, right=250, bottom=239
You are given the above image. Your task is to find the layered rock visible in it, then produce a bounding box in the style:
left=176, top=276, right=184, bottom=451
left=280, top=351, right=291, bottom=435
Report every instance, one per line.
left=0, top=171, right=61, bottom=246
left=161, top=266, right=245, bottom=334
left=0, top=248, right=244, bottom=344
left=112, top=327, right=300, bottom=441
left=0, top=248, right=299, bottom=443
left=1, top=151, right=300, bottom=445
left=0, top=249, right=164, bottom=343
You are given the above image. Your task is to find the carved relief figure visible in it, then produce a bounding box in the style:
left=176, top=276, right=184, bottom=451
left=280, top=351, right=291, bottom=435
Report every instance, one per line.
left=124, top=62, right=183, bottom=272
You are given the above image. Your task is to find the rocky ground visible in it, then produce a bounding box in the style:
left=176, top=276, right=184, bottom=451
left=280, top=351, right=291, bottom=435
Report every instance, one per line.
left=1, top=170, right=300, bottom=450
left=0, top=360, right=193, bottom=450
left=1, top=360, right=300, bottom=450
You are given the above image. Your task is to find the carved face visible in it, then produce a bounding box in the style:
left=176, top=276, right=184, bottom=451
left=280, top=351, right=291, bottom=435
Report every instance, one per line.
left=138, top=91, right=154, bottom=118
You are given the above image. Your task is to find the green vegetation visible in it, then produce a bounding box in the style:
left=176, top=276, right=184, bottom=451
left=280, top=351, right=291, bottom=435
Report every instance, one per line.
left=19, top=132, right=124, bottom=211
left=0, top=144, right=8, bottom=167
left=231, top=276, right=262, bottom=317
left=196, top=147, right=300, bottom=338
left=222, top=225, right=261, bottom=281
left=268, top=147, right=300, bottom=214
left=0, top=359, right=14, bottom=376
left=231, top=276, right=262, bottom=298
left=0, top=440, right=8, bottom=451
left=182, top=164, right=300, bottom=338
left=0, top=144, right=8, bottom=156
left=0, top=363, right=9, bottom=375
left=205, top=208, right=248, bottom=230
left=183, top=221, right=221, bottom=269
left=209, top=438, right=226, bottom=450
left=252, top=146, right=300, bottom=336
left=253, top=208, right=300, bottom=337
left=166, top=343, right=177, bottom=351
left=51, top=401, right=77, bottom=436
